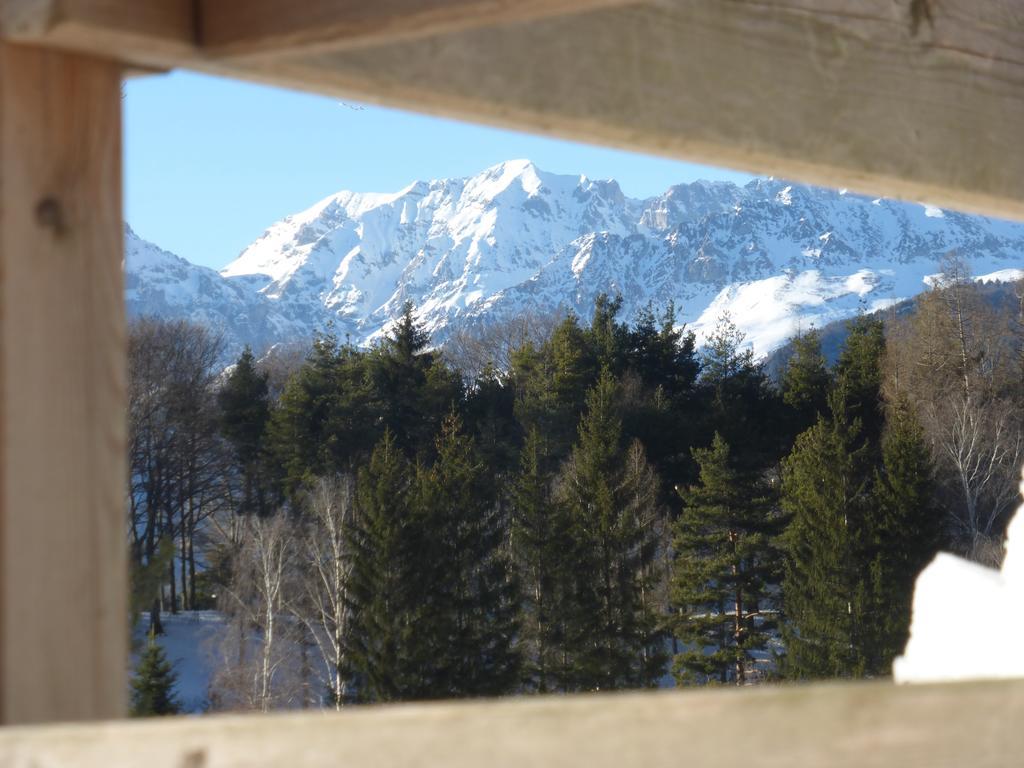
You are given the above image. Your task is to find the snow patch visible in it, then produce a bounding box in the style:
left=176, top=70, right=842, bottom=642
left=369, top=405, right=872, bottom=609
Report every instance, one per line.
left=895, top=474, right=1024, bottom=683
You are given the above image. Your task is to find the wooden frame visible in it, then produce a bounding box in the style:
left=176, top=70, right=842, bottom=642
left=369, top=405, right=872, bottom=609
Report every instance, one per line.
left=0, top=41, right=126, bottom=725
left=2, top=680, right=1024, bottom=767
left=0, top=0, right=1021, bottom=761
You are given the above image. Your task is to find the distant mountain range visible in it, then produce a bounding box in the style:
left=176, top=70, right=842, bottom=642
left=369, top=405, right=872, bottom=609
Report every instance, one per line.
left=125, top=159, right=1024, bottom=363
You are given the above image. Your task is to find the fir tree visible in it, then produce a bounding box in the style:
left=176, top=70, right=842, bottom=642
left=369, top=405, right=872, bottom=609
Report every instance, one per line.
left=219, top=346, right=272, bottom=514
left=834, top=314, right=887, bottom=451
left=780, top=390, right=874, bottom=679
left=131, top=634, right=181, bottom=716
left=554, top=369, right=666, bottom=690
left=413, top=412, right=521, bottom=697
left=510, top=427, right=571, bottom=691
left=345, top=429, right=419, bottom=702
left=867, top=397, right=945, bottom=668
left=370, top=301, right=463, bottom=458
left=671, top=433, right=782, bottom=685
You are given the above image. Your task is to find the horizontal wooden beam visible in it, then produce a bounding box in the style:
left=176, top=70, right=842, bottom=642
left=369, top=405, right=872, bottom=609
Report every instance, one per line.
left=197, top=0, right=643, bottom=58
left=3, top=0, right=1023, bottom=220
left=0, top=1, right=195, bottom=68
left=0, top=680, right=1023, bottom=766
left=231, top=0, right=1024, bottom=221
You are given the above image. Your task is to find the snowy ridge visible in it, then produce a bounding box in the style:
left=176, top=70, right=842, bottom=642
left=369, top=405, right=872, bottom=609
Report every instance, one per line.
left=126, top=161, right=1024, bottom=360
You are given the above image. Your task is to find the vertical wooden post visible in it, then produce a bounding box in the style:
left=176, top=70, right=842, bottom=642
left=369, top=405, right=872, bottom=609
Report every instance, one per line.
left=0, top=43, right=126, bottom=724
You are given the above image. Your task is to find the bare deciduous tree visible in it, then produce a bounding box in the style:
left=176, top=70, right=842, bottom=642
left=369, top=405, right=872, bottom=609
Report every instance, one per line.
left=213, top=512, right=301, bottom=712
left=294, top=475, right=356, bottom=708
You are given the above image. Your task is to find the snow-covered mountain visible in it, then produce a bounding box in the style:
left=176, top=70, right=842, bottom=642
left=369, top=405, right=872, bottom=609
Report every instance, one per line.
left=126, top=160, right=1024, bottom=361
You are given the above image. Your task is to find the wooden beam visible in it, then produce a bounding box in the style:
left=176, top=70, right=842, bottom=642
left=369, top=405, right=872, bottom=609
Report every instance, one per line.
left=0, top=0, right=196, bottom=69
left=224, top=0, right=1024, bottom=221
left=0, top=42, right=127, bottom=724
left=197, top=0, right=643, bottom=58
left=1, top=680, right=1023, bottom=767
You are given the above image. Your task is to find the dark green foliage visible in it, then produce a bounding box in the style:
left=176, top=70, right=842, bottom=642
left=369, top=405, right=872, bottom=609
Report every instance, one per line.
left=554, top=369, right=667, bottom=690
left=131, top=634, right=181, bottom=716
left=269, top=306, right=462, bottom=496
left=622, top=302, right=702, bottom=499
left=511, top=313, right=598, bottom=457
left=509, top=428, right=572, bottom=691
left=219, top=346, right=273, bottom=514
left=345, top=430, right=418, bottom=702
left=412, top=412, right=521, bottom=697
left=781, top=329, right=831, bottom=437
left=867, top=398, right=945, bottom=665
left=270, top=332, right=372, bottom=495
left=198, top=292, right=971, bottom=701
left=780, top=390, right=875, bottom=679
left=671, top=434, right=782, bottom=685
left=698, top=313, right=781, bottom=467
left=369, top=301, right=464, bottom=457
left=834, top=315, right=887, bottom=450
left=346, top=418, right=520, bottom=702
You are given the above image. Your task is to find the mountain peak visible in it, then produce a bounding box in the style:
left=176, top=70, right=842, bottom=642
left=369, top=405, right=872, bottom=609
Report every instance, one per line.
left=132, top=160, right=1024, bottom=364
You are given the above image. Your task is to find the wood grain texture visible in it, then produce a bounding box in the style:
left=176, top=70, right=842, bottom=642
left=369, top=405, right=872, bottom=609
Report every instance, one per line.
left=3, top=0, right=1023, bottom=218
left=0, top=0, right=195, bottom=67
left=0, top=42, right=127, bottom=724
left=198, top=0, right=642, bottom=57
left=1, top=680, right=1023, bottom=767
left=230, top=0, right=1024, bottom=221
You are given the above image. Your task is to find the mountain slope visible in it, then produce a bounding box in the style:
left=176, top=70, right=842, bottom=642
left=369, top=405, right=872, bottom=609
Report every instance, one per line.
left=127, top=161, right=1024, bottom=359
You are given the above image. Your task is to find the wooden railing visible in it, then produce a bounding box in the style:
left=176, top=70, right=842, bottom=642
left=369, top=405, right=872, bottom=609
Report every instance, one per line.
left=2, top=679, right=1023, bottom=767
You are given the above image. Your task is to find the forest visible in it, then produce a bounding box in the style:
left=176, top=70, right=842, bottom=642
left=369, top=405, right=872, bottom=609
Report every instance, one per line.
left=127, top=255, right=1024, bottom=714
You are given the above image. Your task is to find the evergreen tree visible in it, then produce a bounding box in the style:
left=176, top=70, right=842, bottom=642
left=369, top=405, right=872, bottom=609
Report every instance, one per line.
left=587, top=293, right=630, bottom=373
left=131, top=634, right=181, bottom=716
left=219, top=346, right=272, bottom=514
left=698, top=313, right=779, bottom=466
left=345, top=429, right=419, bottom=702
left=671, top=433, right=782, bottom=685
left=370, top=301, right=463, bottom=458
left=867, top=397, right=945, bottom=667
left=554, top=369, right=666, bottom=690
left=510, top=427, right=571, bottom=691
left=512, top=313, right=597, bottom=459
left=780, top=390, right=874, bottom=679
left=781, top=329, right=831, bottom=437
left=834, top=314, right=887, bottom=451
left=413, top=412, right=521, bottom=697
left=624, top=302, right=702, bottom=498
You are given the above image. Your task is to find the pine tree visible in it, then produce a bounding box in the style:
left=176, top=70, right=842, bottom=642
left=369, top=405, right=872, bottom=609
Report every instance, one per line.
left=698, top=313, right=778, bottom=466
left=131, top=634, right=181, bottom=716
left=671, top=433, right=782, bottom=685
left=781, top=328, right=831, bottom=437
left=780, top=390, right=873, bottom=679
left=555, top=369, right=666, bottom=690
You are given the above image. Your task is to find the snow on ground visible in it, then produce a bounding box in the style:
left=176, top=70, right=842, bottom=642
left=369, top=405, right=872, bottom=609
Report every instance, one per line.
left=976, top=268, right=1024, bottom=284
left=132, top=611, right=226, bottom=713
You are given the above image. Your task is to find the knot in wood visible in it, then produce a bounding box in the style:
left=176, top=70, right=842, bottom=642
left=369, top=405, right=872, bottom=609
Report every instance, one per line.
left=34, top=197, right=67, bottom=236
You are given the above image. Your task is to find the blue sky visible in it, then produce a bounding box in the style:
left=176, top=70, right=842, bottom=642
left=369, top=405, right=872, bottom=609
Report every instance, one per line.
left=125, top=71, right=753, bottom=270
